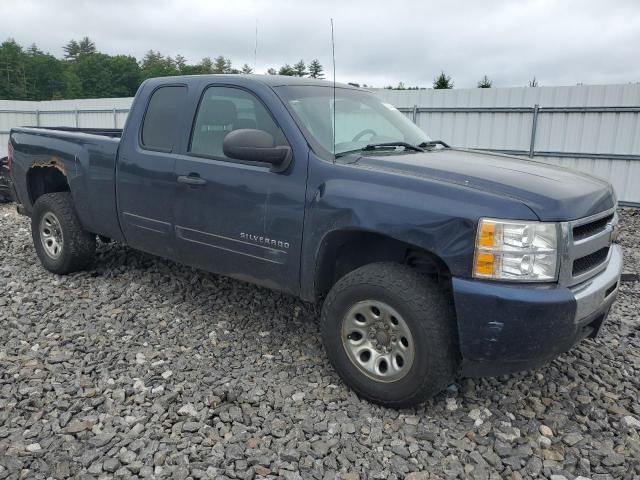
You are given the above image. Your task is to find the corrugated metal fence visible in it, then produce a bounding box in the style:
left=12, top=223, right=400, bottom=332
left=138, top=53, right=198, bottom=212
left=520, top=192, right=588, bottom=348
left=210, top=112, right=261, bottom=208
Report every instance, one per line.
left=376, top=84, right=640, bottom=206
left=0, top=97, right=133, bottom=152
left=2, top=83, right=639, bottom=205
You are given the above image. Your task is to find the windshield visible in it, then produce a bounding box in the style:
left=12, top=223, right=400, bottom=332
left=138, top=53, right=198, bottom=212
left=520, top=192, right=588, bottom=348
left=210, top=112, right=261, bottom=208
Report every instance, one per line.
left=275, top=86, right=431, bottom=158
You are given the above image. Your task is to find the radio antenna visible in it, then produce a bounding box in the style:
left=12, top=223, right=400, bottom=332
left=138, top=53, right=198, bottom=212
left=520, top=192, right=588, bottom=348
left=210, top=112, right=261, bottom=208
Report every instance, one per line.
left=331, top=18, right=336, bottom=163
left=254, top=19, right=258, bottom=72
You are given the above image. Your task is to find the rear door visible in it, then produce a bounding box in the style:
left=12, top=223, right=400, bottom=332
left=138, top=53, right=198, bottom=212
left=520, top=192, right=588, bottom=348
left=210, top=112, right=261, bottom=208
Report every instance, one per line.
left=171, top=84, right=308, bottom=294
left=117, top=84, right=187, bottom=258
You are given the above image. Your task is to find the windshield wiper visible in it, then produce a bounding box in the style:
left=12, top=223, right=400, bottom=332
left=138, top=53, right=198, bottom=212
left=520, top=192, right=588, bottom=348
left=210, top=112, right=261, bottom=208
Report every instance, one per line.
left=363, top=141, right=425, bottom=152
left=335, top=142, right=424, bottom=158
left=417, top=140, right=450, bottom=149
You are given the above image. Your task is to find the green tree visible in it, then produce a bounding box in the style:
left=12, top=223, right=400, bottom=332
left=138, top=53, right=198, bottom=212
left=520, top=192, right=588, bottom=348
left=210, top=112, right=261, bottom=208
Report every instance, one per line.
left=528, top=76, right=539, bottom=87
left=62, top=40, right=80, bottom=59
left=241, top=64, right=253, bottom=74
left=308, top=59, right=324, bottom=79
left=266, top=67, right=277, bottom=75
left=27, top=43, right=42, bottom=55
left=71, top=53, right=140, bottom=98
left=63, top=37, right=96, bottom=60
left=25, top=49, right=66, bottom=100
left=0, top=39, right=29, bottom=99
left=78, top=37, right=96, bottom=55
left=293, top=59, right=307, bottom=77
left=65, top=54, right=111, bottom=97
left=180, top=64, right=207, bottom=75
left=63, top=69, right=83, bottom=98
left=105, top=55, right=141, bottom=96
left=433, top=71, right=454, bottom=89
left=213, top=55, right=229, bottom=73
left=140, top=50, right=179, bottom=79
left=198, top=57, right=214, bottom=73
left=278, top=64, right=295, bottom=76
left=174, top=54, right=187, bottom=72
left=477, top=75, right=492, bottom=88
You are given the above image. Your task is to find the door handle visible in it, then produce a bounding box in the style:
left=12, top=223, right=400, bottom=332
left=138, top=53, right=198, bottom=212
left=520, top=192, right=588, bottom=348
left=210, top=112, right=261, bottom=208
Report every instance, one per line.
left=177, top=174, right=207, bottom=186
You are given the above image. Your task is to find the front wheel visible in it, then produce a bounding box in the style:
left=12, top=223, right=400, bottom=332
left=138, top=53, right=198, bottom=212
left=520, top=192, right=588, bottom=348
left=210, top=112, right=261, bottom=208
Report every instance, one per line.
left=321, top=262, right=458, bottom=408
left=31, top=192, right=96, bottom=274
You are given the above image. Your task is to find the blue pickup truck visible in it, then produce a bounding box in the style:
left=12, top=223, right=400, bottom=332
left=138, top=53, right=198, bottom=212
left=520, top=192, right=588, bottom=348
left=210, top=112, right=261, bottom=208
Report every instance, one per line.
left=8, top=75, right=622, bottom=407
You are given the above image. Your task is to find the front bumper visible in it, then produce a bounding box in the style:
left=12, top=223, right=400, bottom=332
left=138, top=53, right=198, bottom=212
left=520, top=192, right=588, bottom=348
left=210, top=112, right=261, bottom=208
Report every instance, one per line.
left=453, top=244, right=622, bottom=377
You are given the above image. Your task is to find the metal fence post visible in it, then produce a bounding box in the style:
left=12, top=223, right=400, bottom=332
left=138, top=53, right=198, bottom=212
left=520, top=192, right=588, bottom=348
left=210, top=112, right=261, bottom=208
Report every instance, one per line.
left=529, top=104, right=539, bottom=158
left=412, top=105, right=418, bottom=124
left=35, top=110, right=40, bottom=127
left=74, top=109, right=79, bottom=128
left=113, top=108, right=117, bottom=128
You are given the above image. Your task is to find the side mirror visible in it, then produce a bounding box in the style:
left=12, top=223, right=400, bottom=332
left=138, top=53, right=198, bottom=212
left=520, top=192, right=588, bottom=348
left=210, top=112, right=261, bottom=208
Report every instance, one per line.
left=223, top=129, right=292, bottom=172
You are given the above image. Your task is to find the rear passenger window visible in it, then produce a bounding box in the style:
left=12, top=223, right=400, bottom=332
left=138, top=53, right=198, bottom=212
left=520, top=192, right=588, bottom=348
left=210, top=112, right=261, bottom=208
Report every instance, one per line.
left=141, top=86, right=187, bottom=151
left=190, top=86, right=287, bottom=159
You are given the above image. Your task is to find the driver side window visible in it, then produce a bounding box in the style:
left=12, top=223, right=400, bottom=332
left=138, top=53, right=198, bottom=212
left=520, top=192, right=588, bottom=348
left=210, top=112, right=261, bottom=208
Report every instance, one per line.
left=190, top=86, right=287, bottom=159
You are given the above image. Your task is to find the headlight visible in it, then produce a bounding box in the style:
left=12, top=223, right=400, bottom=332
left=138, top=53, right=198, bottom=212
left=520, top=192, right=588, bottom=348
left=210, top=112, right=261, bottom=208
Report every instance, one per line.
left=473, top=218, right=558, bottom=281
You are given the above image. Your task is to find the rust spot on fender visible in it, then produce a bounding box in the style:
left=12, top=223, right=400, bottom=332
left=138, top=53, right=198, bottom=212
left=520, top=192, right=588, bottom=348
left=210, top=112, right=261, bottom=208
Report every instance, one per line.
left=31, top=157, right=67, bottom=177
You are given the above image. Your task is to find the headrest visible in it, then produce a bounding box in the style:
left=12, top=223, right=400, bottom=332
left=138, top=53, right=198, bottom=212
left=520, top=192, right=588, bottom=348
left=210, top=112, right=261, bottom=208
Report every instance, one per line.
left=234, top=118, right=257, bottom=130
left=198, top=99, right=238, bottom=125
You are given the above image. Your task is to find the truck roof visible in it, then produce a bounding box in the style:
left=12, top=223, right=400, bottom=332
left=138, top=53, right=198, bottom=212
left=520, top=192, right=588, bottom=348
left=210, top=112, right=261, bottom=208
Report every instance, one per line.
left=142, top=74, right=361, bottom=90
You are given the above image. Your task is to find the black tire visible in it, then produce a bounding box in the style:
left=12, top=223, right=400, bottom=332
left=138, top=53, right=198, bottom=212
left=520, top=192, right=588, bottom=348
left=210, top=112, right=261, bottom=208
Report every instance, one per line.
left=321, top=262, right=458, bottom=408
left=31, top=192, right=95, bottom=274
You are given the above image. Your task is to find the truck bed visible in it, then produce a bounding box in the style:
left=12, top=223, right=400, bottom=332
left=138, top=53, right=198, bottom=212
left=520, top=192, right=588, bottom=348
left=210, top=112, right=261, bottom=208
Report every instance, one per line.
left=10, top=127, right=124, bottom=242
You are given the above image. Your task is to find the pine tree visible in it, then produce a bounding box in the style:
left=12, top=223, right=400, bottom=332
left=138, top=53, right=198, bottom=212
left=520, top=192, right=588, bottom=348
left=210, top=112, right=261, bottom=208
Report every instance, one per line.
left=266, top=67, right=277, bottom=75
left=174, top=54, right=187, bottom=72
left=528, top=76, right=539, bottom=87
left=199, top=57, right=213, bottom=73
left=293, top=59, right=307, bottom=77
left=78, top=37, right=96, bottom=55
left=64, top=37, right=96, bottom=60
left=241, top=63, right=253, bottom=74
left=433, top=71, right=454, bottom=89
left=140, top=50, right=179, bottom=79
left=477, top=75, right=492, bottom=88
left=62, top=40, right=80, bottom=59
left=213, top=55, right=227, bottom=73
left=278, top=64, right=295, bottom=76
left=308, top=59, right=324, bottom=79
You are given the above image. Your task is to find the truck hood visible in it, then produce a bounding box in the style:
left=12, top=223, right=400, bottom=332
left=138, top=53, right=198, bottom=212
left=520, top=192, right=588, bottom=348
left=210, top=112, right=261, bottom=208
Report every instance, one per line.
left=344, top=148, right=615, bottom=221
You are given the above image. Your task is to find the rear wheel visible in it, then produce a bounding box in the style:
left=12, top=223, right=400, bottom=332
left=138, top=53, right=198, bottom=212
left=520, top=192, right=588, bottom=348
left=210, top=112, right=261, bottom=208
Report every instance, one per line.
left=321, top=262, right=457, bottom=408
left=31, top=193, right=95, bottom=274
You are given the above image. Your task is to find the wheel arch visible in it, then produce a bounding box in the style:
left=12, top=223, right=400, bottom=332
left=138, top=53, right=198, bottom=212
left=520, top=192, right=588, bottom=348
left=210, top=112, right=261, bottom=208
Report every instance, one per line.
left=27, top=162, right=70, bottom=207
left=313, top=228, right=453, bottom=301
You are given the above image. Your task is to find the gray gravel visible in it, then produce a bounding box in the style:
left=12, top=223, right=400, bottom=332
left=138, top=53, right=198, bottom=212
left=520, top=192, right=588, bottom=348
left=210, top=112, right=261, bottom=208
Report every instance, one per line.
left=0, top=203, right=638, bottom=480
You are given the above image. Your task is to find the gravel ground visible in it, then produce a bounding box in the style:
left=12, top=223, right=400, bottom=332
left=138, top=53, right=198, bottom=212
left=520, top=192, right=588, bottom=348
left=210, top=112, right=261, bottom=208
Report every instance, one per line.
left=0, top=203, right=638, bottom=480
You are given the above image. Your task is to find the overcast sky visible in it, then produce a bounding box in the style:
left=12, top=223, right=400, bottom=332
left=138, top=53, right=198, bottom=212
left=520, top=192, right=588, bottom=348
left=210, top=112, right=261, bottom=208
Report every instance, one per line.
left=2, top=0, right=640, bottom=88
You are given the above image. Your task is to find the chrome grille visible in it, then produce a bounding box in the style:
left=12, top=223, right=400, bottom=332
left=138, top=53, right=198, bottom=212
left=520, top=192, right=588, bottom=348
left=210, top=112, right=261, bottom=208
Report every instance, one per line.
left=572, top=214, right=614, bottom=241
left=558, top=208, right=617, bottom=287
left=572, top=247, right=610, bottom=276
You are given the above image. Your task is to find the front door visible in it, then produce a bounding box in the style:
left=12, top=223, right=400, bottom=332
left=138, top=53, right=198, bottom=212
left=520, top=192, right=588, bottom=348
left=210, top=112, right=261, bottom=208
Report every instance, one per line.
left=172, top=85, right=307, bottom=294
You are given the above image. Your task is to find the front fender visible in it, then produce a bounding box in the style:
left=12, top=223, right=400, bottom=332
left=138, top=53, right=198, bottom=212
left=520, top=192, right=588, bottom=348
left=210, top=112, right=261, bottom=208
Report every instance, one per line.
left=300, top=156, right=538, bottom=300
